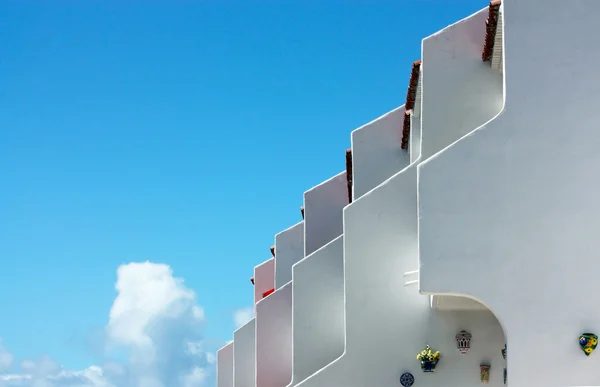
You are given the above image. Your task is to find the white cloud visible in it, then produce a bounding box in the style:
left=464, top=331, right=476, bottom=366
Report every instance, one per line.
left=180, top=367, right=207, bottom=387
left=0, top=340, right=13, bottom=372
left=107, top=262, right=205, bottom=349
left=0, top=357, right=116, bottom=387
left=0, top=262, right=216, bottom=387
left=233, top=307, right=253, bottom=329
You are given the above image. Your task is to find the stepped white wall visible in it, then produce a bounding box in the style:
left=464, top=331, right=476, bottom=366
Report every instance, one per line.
left=256, top=282, right=293, bottom=387
left=303, top=172, right=348, bottom=256
left=256, top=172, right=348, bottom=387
left=274, top=222, right=304, bottom=289
left=217, top=342, right=234, bottom=387
left=289, top=235, right=345, bottom=386
left=297, top=166, right=506, bottom=387
left=217, top=2, right=600, bottom=387
left=254, top=258, right=275, bottom=305
left=417, top=5, right=505, bottom=311
left=234, top=319, right=256, bottom=387
left=351, top=106, right=409, bottom=199
left=293, top=6, right=510, bottom=387
left=419, top=1, right=600, bottom=387
left=419, top=8, right=503, bottom=161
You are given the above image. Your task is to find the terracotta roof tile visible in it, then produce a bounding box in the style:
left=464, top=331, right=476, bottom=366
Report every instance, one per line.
left=401, top=110, right=412, bottom=150
left=401, top=61, right=421, bottom=150
left=345, top=149, right=353, bottom=203
left=482, top=0, right=501, bottom=62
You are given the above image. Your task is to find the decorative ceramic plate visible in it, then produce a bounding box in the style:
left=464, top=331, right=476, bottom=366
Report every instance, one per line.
left=400, top=372, right=415, bottom=387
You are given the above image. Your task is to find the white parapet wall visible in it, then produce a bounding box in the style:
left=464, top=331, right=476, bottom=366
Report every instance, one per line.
left=419, top=0, right=600, bottom=386
left=303, top=171, right=348, bottom=257
left=350, top=106, right=409, bottom=199
left=419, top=7, right=503, bottom=161
left=289, top=235, right=345, bottom=386
left=217, top=342, right=234, bottom=387
left=256, top=282, right=293, bottom=387
left=254, top=258, right=275, bottom=306
left=234, top=319, right=256, bottom=387
left=274, top=222, right=304, bottom=290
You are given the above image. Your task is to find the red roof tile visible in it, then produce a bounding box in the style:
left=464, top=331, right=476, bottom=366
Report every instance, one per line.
left=401, top=60, right=421, bottom=150
left=401, top=110, right=412, bottom=150
left=482, top=0, right=501, bottom=62
left=345, top=149, right=353, bottom=203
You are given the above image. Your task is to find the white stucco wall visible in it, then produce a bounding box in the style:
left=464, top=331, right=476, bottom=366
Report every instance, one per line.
left=290, top=235, right=345, bottom=385
left=418, top=1, right=600, bottom=386
left=291, top=9, right=510, bottom=375
left=219, top=4, right=528, bottom=387
left=296, top=164, right=506, bottom=387
left=350, top=106, right=409, bottom=199
left=410, top=113, right=422, bottom=164
left=254, top=258, right=275, bottom=305
left=303, top=172, right=348, bottom=257
left=234, top=319, right=256, bottom=387
left=415, top=4, right=506, bottom=312
left=256, top=282, right=293, bottom=387
left=274, top=222, right=304, bottom=289
left=420, top=7, right=503, bottom=161
left=218, top=343, right=234, bottom=387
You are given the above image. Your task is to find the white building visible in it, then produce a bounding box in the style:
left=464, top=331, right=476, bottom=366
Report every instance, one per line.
left=217, top=1, right=600, bottom=387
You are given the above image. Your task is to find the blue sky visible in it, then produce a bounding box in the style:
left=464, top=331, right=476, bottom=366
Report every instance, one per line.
left=0, top=1, right=485, bottom=385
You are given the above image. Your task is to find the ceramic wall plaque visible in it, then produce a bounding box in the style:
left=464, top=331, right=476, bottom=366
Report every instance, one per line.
left=579, top=333, right=598, bottom=356
left=400, top=372, right=414, bottom=387
left=455, top=331, right=472, bottom=354
left=480, top=364, right=491, bottom=383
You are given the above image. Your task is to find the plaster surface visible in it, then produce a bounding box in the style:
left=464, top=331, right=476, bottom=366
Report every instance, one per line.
left=432, top=295, right=488, bottom=311
left=256, top=282, right=293, bottom=387
left=303, top=171, right=348, bottom=256
left=410, top=112, right=422, bottom=164
left=274, top=222, right=304, bottom=289
left=418, top=1, right=600, bottom=386
left=234, top=319, right=256, bottom=387
left=350, top=106, right=409, bottom=199
left=419, top=7, right=503, bottom=161
left=296, top=165, right=505, bottom=387
left=416, top=5, right=506, bottom=312
left=289, top=235, right=345, bottom=385
left=254, top=258, right=275, bottom=305
left=217, top=343, right=234, bottom=387
left=217, top=3, right=539, bottom=387
left=293, top=8, right=512, bottom=386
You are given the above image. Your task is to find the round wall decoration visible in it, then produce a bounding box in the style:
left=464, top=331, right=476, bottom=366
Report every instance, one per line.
left=400, top=372, right=415, bottom=387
